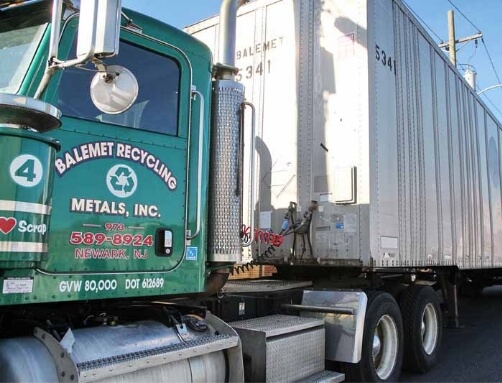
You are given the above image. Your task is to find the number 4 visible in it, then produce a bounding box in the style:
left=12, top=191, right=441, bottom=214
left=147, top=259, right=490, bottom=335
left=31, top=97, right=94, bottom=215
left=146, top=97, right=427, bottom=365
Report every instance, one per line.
left=15, top=159, right=36, bottom=182
left=9, top=154, right=43, bottom=187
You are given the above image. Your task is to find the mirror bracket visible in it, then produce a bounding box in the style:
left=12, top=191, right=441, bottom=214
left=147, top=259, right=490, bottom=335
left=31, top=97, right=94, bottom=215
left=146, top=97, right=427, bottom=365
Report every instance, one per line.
left=35, top=0, right=122, bottom=98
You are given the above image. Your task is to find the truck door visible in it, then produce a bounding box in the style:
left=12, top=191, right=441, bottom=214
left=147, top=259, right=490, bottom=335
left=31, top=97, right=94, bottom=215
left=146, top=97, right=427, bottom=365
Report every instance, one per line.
left=44, top=29, right=192, bottom=274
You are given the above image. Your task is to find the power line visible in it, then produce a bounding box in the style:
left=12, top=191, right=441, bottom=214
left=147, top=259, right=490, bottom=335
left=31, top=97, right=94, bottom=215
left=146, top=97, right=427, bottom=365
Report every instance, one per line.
left=476, top=83, right=502, bottom=118
left=455, top=42, right=470, bottom=53
left=479, top=91, right=502, bottom=120
left=403, top=0, right=443, bottom=42
left=446, top=0, right=480, bottom=32
left=466, top=40, right=478, bottom=65
left=446, top=0, right=502, bottom=97
left=407, top=0, right=502, bottom=112
left=480, top=38, right=502, bottom=97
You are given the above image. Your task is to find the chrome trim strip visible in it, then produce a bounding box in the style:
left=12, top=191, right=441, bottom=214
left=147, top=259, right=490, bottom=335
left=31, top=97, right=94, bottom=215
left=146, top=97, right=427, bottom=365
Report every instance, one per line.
left=0, top=200, right=52, bottom=215
left=186, top=88, right=204, bottom=240
left=241, top=101, right=256, bottom=247
left=0, top=241, right=48, bottom=253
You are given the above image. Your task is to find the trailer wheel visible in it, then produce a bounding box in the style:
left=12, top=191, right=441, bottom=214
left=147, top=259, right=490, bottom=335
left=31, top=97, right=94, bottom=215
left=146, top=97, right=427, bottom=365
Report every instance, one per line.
left=399, top=285, right=442, bottom=373
left=340, top=291, right=403, bottom=382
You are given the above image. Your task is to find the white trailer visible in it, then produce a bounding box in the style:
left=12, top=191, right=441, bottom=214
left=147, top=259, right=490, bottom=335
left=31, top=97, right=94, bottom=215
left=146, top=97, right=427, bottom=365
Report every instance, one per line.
left=188, top=0, right=502, bottom=270
left=188, top=0, right=502, bottom=381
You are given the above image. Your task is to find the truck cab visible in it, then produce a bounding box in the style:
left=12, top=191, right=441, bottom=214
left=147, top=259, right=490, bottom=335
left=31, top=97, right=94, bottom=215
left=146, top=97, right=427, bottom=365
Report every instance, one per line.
left=0, top=2, right=251, bottom=381
left=0, top=0, right=214, bottom=304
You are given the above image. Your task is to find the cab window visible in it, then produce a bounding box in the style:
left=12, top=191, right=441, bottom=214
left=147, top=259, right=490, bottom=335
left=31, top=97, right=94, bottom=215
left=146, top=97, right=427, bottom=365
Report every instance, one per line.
left=57, top=40, right=180, bottom=136
left=0, top=1, right=49, bottom=94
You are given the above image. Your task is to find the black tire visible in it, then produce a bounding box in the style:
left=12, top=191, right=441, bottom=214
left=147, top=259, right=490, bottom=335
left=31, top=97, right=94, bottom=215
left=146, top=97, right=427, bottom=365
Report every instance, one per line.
left=339, top=291, right=404, bottom=382
left=399, top=285, right=442, bottom=373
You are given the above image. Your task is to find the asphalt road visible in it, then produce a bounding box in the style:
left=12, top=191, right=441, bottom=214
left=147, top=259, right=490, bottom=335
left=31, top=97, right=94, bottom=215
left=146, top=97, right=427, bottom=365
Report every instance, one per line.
left=400, top=286, right=502, bottom=382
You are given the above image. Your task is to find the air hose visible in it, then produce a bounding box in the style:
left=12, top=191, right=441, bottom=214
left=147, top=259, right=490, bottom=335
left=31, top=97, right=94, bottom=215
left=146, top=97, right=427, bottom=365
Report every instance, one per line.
left=231, top=202, right=299, bottom=276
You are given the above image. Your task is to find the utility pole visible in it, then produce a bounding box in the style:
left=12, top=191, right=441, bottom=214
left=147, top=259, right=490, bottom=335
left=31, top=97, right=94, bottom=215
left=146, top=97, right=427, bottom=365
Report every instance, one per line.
left=447, top=10, right=456, bottom=65
left=438, top=10, right=483, bottom=67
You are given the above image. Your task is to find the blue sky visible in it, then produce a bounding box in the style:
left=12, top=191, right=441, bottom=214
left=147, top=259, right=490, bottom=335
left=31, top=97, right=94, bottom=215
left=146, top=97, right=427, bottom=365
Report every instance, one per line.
left=122, top=0, right=502, bottom=121
left=405, top=0, right=502, bottom=121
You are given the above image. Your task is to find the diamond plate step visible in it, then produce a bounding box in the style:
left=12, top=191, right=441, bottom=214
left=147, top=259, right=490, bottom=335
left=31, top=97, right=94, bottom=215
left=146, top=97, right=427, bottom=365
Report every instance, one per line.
left=230, top=315, right=327, bottom=382
left=296, top=370, right=345, bottom=383
left=78, top=334, right=239, bottom=382
left=230, top=314, right=324, bottom=336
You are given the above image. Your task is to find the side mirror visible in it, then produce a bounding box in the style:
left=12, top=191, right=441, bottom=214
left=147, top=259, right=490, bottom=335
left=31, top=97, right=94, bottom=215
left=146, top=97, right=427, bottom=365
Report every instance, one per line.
left=35, top=0, right=122, bottom=98
left=90, top=65, right=139, bottom=114
left=47, top=0, right=121, bottom=69
left=77, top=0, right=122, bottom=59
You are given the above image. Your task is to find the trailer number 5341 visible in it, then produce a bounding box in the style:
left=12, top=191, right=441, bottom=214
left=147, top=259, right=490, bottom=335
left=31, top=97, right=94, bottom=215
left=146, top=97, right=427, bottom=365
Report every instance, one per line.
left=375, top=44, right=397, bottom=75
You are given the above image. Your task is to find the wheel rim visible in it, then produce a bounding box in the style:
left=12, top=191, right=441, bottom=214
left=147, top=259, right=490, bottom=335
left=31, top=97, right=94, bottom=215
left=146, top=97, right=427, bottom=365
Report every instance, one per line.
left=422, top=302, right=439, bottom=355
left=372, top=314, right=399, bottom=380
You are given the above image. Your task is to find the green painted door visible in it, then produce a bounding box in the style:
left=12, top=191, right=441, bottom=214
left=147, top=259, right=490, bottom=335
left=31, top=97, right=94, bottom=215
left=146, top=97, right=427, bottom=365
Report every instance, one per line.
left=44, top=30, right=192, bottom=274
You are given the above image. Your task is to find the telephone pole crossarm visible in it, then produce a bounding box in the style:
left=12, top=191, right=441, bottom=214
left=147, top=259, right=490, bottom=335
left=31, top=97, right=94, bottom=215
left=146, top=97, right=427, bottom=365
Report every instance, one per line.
left=439, top=32, right=483, bottom=49
left=437, top=10, right=483, bottom=67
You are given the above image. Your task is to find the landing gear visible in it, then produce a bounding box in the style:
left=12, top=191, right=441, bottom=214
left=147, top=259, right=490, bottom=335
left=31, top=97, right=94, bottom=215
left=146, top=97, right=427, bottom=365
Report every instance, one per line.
left=439, top=270, right=462, bottom=328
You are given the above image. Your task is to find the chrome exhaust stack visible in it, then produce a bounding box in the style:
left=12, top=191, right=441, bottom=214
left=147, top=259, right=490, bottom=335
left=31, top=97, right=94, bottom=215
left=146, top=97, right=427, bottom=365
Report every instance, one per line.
left=208, top=0, right=248, bottom=263
left=216, top=0, right=247, bottom=79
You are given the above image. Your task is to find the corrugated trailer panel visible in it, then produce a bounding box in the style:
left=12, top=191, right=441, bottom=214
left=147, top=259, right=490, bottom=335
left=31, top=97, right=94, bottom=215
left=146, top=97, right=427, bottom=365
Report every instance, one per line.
left=370, top=0, right=502, bottom=268
left=376, top=1, right=444, bottom=267
left=437, top=62, right=453, bottom=267
left=488, top=115, right=502, bottom=266
left=187, top=0, right=502, bottom=270
left=373, top=1, right=443, bottom=267
left=477, top=96, right=491, bottom=268
left=368, top=0, right=401, bottom=267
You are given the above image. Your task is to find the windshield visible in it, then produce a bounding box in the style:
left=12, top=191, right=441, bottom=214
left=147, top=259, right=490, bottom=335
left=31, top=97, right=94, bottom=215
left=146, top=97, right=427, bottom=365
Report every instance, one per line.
left=0, top=2, right=49, bottom=93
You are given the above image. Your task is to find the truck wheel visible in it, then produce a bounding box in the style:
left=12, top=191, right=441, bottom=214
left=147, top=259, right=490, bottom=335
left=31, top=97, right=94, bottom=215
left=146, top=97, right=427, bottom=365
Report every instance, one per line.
left=399, top=285, right=442, bottom=373
left=340, top=291, right=403, bottom=382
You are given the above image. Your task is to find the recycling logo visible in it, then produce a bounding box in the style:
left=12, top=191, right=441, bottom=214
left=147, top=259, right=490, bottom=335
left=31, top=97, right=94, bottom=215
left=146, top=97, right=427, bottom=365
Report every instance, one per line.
left=106, top=164, right=138, bottom=198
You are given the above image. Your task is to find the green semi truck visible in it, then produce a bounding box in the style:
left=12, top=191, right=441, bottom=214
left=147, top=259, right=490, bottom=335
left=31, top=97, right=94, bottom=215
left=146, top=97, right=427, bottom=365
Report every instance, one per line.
left=0, top=1, right=345, bottom=381
left=0, top=0, right=463, bottom=382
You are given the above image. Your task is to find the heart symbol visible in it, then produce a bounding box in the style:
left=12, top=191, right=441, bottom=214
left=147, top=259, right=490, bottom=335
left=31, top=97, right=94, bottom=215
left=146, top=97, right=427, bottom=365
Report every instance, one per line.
left=0, top=217, right=17, bottom=234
